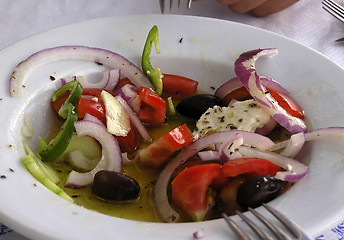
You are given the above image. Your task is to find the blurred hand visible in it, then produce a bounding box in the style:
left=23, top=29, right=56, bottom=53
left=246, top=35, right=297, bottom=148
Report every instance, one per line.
left=197, top=0, right=299, bottom=17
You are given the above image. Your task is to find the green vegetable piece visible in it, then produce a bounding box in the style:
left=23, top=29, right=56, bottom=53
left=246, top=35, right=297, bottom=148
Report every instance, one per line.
left=22, top=141, right=60, bottom=184
left=59, top=135, right=102, bottom=161
left=22, top=155, right=73, bottom=202
left=142, top=25, right=164, bottom=96
left=51, top=80, right=83, bottom=119
left=167, top=96, right=176, bottom=116
left=39, top=104, right=78, bottom=162
left=39, top=81, right=82, bottom=162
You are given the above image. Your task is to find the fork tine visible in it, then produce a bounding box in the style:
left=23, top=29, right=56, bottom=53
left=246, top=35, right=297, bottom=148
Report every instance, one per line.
left=159, top=0, right=165, bottom=14
left=160, top=0, right=192, bottom=13
left=236, top=211, right=273, bottom=240
left=187, top=0, right=192, bottom=8
left=322, top=0, right=344, bottom=23
left=262, top=204, right=305, bottom=239
left=222, top=213, right=253, bottom=240
left=248, top=207, right=292, bottom=240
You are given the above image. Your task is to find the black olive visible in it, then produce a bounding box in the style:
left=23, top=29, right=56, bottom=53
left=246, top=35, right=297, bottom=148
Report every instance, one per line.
left=236, top=175, right=284, bottom=209
left=176, top=94, right=223, bottom=119
left=92, top=170, right=140, bottom=202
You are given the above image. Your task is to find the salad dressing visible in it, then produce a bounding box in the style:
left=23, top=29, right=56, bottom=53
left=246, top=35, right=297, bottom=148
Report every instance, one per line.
left=52, top=112, right=194, bottom=222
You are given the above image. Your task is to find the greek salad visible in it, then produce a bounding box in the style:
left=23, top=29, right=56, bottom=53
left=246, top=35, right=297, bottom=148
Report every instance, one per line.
left=10, top=25, right=339, bottom=223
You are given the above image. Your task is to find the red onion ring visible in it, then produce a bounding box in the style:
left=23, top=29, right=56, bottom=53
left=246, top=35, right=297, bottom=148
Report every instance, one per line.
left=234, top=48, right=307, bottom=134
left=215, top=76, right=289, bottom=100
left=237, top=146, right=308, bottom=181
left=63, top=69, right=120, bottom=90
left=198, top=150, right=220, bottom=161
left=10, top=45, right=153, bottom=97
left=83, top=113, right=103, bottom=124
left=65, top=157, right=106, bottom=188
left=65, top=120, right=122, bottom=188
left=271, top=127, right=344, bottom=152
left=219, top=133, right=243, bottom=163
left=280, top=132, right=305, bottom=158
left=103, top=69, right=120, bottom=90
left=114, top=84, right=138, bottom=103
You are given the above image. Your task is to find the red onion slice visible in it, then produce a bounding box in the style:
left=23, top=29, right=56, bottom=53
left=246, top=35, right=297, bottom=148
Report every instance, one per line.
left=83, top=113, right=103, bottom=124
left=65, top=156, right=106, bottom=188
left=270, top=127, right=344, bottom=152
left=115, top=95, right=152, bottom=142
left=238, top=146, right=308, bottom=181
left=65, top=120, right=122, bottom=188
left=154, top=130, right=274, bottom=222
left=103, top=69, right=120, bottom=90
left=280, top=132, right=305, bottom=158
left=214, top=77, right=244, bottom=100
left=234, top=48, right=307, bottom=134
left=10, top=45, right=153, bottom=97
left=114, top=84, right=138, bottom=103
left=219, top=133, right=244, bottom=163
left=215, top=76, right=288, bottom=100
left=198, top=150, right=220, bottom=161
left=255, top=118, right=277, bottom=136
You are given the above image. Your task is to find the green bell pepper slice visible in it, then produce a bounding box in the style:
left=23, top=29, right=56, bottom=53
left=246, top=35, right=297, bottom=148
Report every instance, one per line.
left=51, top=80, right=83, bottom=119
left=39, top=81, right=82, bottom=162
left=142, top=25, right=164, bottom=96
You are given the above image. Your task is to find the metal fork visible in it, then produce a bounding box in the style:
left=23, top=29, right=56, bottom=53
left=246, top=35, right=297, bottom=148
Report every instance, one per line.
left=322, top=0, right=344, bottom=23
left=222, top=204, right=312, bottom=240
left=159, top=0, right=192, bottom=14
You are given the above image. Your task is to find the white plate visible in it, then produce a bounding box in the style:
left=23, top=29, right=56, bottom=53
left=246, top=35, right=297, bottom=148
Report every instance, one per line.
left=1, top=14, right=344, bottom=240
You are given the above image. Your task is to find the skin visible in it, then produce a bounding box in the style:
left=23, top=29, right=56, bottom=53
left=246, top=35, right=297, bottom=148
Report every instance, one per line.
left=194, top=0, right=299, bottom=17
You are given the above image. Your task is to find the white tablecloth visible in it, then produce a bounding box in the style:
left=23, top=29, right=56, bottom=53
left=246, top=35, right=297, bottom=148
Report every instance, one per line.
left=0, top=0, right=343, bottom=239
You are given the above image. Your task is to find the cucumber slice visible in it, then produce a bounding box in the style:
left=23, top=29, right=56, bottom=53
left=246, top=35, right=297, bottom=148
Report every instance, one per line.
left=23, top=141, right=60, bottom=184
left=21, top=155, right=73, bottom=202
left=59, top=134, right=102, bottom=161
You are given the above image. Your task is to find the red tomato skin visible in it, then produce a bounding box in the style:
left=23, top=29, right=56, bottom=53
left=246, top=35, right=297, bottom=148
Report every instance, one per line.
left=138, top=86, right=166, bottom=125
left=51, top=91, right=69, bottom=113
left=114, top=78, right=134, bottom=92
left=51, top=92, right=106, bottom=123
left=221, top=158, right=281, bottom=178
left=222, top=86, right=304, bottom=119
left=162, top=74, right=198, bottom=99
left=81, top=88, right=113, bottom=97
left=115, top=122, right=139, bottom=153
left=171, top=164, right=222, bottom=221
left=222, top=86, right=252, bottom=105
left=267, top=88, right=305, bottom=119
left=77, top=95, right=106, bottom=123
left=139, top=124, right=194, bottom=168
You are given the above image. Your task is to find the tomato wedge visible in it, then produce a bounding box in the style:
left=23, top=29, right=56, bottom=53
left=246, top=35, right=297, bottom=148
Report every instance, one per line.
left=222, top=86, right=304, bottom=119
left=267, top=88, right=305, bottom=119
left=138, top=86, right=166, bottom=125
left=115, top=122, right=139, bottom=153
left=52, top=91, right=106, bottom=123
left=171, top=158, right=281, bottom=221
left=162, top=74, right=198, bottom=99
left=171, top=164, right=222, bottom=222
left=139, top=124, right=194, bottom=168
left=221, top=158, right=281, bottom=178
left=222, top=86, right=252, bottom=105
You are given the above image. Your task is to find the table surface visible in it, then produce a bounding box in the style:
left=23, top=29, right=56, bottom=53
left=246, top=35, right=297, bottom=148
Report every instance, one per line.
left=0, top=0, right=343, bottom=239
